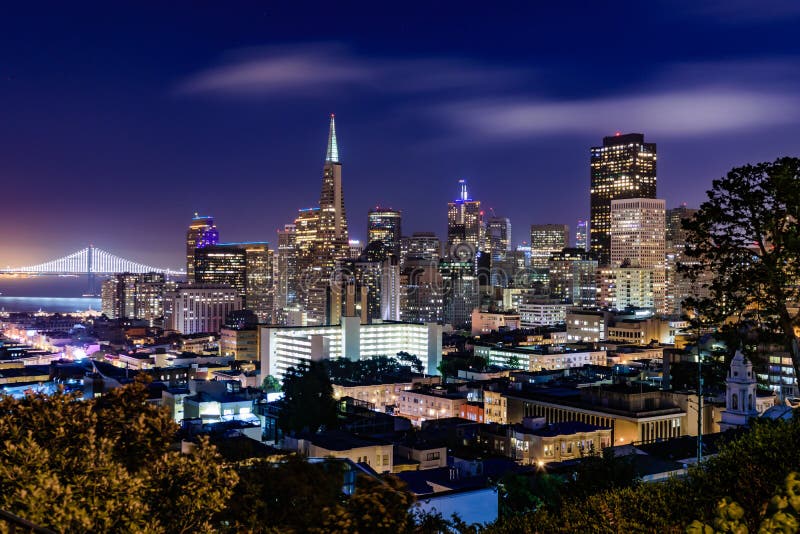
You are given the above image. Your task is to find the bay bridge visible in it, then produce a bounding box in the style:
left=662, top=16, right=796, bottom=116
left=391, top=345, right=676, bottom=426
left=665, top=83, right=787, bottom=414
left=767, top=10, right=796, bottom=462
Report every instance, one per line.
left=0, top=245, right=185, bottom=276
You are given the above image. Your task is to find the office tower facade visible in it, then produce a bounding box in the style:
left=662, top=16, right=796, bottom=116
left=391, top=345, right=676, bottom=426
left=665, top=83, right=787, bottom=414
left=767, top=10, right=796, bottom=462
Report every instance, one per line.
left=610, top=198, right=666, bottom=311
left=274, top=224, right=297, bottom=323
left=331, top=256, right=401, bottom=324
left=400, top=260, right=444, bottom=324
left=486, top=216, right=512, bottom=261
left=194, top=242, right=274, bottom=322
left=590, top=133, right=657, bottom=266
left=186, top=214, right=219, bottom=281
left=164, top=284, right=242, bottom=334
left=303, top=115, right=350, bottom=325
left=244, top=242, right=274, bottom=324
left=440, top=258, right=479, bottom=328
left=194, top=244, right=247, bottom=300
left=316, top=113, right=349, bottom=268
left=446, top=180, right=483, bottom=260
left=348, top=240, right=363, bottom=260
left=575, top=219, right=589, bottom=251
left=548, top=248, right=598, bottom=306
left=400, top=232, right=441, bottom=269
left=665, top=204, right=706, bottom=315
left=529, top=224, right=569, bottom=269
left=100, top=272, right=167, bottom=326
left=367, top=207, right=402, bottom=257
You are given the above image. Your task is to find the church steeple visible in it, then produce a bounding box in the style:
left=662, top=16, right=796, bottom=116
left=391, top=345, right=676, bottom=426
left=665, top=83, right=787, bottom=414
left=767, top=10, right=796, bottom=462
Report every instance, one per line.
left=325, top=113, right=339, bottom=163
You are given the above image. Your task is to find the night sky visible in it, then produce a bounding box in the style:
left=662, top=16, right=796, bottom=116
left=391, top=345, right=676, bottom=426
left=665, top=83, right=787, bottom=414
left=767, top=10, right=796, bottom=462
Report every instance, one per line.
left=2, top=1, right=800, bottom=270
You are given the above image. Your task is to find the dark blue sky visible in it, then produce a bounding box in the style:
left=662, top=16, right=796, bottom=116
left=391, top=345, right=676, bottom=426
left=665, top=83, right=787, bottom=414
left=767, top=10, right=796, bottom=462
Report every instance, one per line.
left=2, top=1, right=800, bottom=269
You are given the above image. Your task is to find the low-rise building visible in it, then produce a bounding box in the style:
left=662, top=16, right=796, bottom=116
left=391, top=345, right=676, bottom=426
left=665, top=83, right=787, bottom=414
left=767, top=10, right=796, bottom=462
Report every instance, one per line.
left=288, top=431, right=394, bottom=474
left=518, top=302, right=568, bottom=327
left=504, top=384, right=687, bottom=446
left=220, top=326, right=259, bottom=360
left=471, top=309, right=521, bottom=336
left=509, top=417, right=612, bottom=465
left=396, top=387, right=468, bottom=425
left=332, top=375, right=440, bottom=413
left=473, top=343, right=606, bottom=372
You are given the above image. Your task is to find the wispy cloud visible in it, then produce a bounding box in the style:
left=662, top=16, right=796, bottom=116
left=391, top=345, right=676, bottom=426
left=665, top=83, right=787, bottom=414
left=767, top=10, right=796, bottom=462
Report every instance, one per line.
left=438, top=87, right=800, bottom=138
left=176, top=43, right=521, bottom=97
left=178, top=44, right=800, bottom=140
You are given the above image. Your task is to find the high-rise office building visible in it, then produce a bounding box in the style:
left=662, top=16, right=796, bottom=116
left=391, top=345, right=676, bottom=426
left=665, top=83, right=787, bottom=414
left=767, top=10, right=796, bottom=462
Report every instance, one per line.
left=440, top=258, right=479, bottom=328
left=243, top=242, right=274, bottom=324
left=194, top=242, right=274, bottom=322
left=400, top=259, right=444, bottom=324
left=100, top=272, right=167, bottom=326
left=274, top=224, right=297, bottom=323
left=666, top=204, right=697, bottom=251
left=164, top=284, right=242, bottom=335
left=530, top=224, right=569, bottom=269
left=610, top=198, right=666, bottom=311
left=590, top=133, right=657, bottom=266
left=367, top=207, right=402, bottom=258
left=194, top=244, right=247, bottom=300
left=348, top=240, right=363, bottom=260
left=186, top=214, right=219, bottom=281
left=303, top=115, right=351, bottom=325
left=316, top=113, right=349, bottom=266
left=400, top=232, right=441, bottom=269
left=548, top=248, right=598, bottom=306
left=446, top=180, right=483, bottom=261
left=486, top=216, right=512, bottom=261
left=665, top=204, right=706, bottom=315
left=575, top=219, right=589, bottom=251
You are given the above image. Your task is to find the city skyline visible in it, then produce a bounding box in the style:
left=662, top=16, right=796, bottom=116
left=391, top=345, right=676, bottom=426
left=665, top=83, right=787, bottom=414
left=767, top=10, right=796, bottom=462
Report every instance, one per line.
left=3, top=2, right=800, bottom=268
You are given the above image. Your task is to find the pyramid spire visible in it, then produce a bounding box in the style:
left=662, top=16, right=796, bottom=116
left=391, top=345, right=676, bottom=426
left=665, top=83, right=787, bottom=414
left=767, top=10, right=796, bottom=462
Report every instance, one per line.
left=325, top=113, right=339, bottom=163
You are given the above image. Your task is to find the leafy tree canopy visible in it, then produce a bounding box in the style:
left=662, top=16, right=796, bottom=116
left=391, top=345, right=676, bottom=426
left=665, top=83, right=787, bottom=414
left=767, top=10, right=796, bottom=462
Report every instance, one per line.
left=682, top=157, right=800, bottom=380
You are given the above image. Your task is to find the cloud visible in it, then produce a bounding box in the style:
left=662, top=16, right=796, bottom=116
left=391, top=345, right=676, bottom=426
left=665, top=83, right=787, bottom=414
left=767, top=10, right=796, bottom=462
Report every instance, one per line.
left=178, top=44, right=800, bottom=140
left=176, top=43, right=522, bottom=97
left=177, top=44, right=371, bottom=95
left=438, top=87, right=800, bottom=139
left=434, top=58, right=800, bottom=140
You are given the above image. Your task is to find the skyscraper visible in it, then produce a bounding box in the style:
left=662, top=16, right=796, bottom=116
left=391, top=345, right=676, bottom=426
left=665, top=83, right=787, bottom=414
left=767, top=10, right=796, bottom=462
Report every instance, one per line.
left=529, top=224, right=569, bottom=269
left=486, top=216, right=512, bottom=261
left=193, top=244, right=248, bottom=301
left=610, top=198, right=666, bottom=311
left=665, top=204, right=705, bottom=315
left=186, top=214, right=219, bottom=281
left=367, top=207, right=402, bottom=257
left=274, top=224, right=297, bottom=323
left=575, top=219, right=589, bottom=252
left=548, top=248, right=597, bottom=306
left=590, top=133, right=657, bottom=266
left=400, top=232, right=441, bottom=269
left=194, top=242, right=274, bottom=322
left=316, top=113, right=349, bottom=262
left=447, top=179, right=483, bottom=261
left=307, top=115, right=350, bottom=324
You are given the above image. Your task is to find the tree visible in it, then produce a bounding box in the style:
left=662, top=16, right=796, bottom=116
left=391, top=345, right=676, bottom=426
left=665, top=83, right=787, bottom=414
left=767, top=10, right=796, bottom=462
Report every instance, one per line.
left=0, top=378, right=237, bottom=533
left=279, top=361, right=339, bottom=435
left=682, top=158, right=800, bottom=383
left=397, top=351, right=425, bottom=374
left=312, top=475, right=415, bottom=533
left=219, top=456, right=347, bottom=533
left=262, top=375, right=281, bottom=393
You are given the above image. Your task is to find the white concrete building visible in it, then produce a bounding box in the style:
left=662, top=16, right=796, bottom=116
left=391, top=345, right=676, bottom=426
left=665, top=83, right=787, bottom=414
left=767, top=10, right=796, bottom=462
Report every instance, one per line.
left=519, top=302, right=568, bottom=327
left=259, top=316, right=442, bottom=380
left=164, top=284, right=241, bottom=335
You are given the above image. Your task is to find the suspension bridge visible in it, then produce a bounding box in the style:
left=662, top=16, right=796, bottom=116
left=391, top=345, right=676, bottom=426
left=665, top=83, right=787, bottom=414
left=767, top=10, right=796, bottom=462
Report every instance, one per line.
left=0, top=245, right=185, bottom=276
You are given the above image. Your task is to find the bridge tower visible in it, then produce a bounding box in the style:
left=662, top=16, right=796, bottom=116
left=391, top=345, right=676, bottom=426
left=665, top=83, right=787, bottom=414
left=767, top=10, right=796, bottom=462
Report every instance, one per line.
left=86, top=244, right=97, bottom=297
